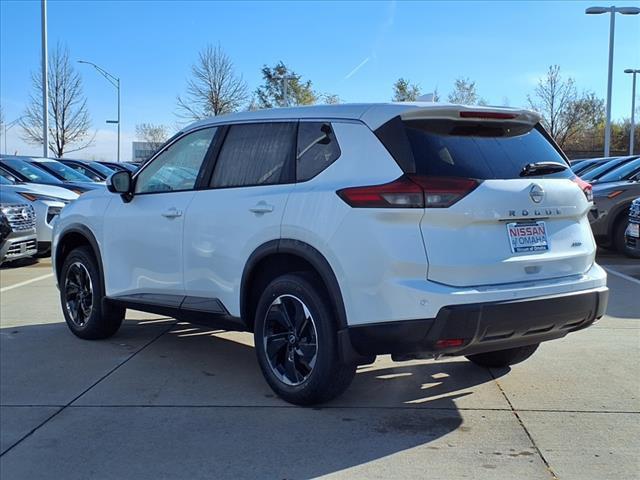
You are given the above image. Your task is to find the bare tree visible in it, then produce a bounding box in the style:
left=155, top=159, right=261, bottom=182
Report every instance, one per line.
left=20, top=44, right=93, bottom=157
left=447, top=77, right=486, bottom=105
left=392, top=78, right=421, bottom=102
left=177, top=45, right=249, bottom=121
left=136, top=123, right=170, bottom=153
left=528, top=65, right=604, bottom=147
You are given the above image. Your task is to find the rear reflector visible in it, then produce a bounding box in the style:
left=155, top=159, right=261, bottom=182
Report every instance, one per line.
left=572, top=176, right=593, bottom=202
left=337, top=175, right=479, bottom=208
left=435, top=339, right=465, bottom=348
left=459, top=111, right=517, bottom=120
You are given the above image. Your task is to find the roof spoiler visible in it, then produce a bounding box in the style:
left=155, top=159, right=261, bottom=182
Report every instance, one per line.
left=400, top=105, right=541, bottom=125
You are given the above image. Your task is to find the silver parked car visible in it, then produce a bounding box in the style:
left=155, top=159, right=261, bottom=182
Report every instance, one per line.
left=589, top=158, right=640, bottom=254
left=0, top=190, right=38, bottom=265
left=0, top=175, right=78, bottom=254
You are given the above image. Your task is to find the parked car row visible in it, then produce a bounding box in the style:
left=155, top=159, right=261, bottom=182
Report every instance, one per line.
left=0, top=155, right=138, bottom=265
left=572, top=155, right=640, bottom=258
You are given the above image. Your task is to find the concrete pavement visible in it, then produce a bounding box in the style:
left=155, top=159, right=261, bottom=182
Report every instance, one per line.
left=0, top=256, right=638, bottom=479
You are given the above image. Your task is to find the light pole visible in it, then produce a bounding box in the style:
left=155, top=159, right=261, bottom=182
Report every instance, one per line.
left=282, top=74, right=296, bottom=107
left=41, top=0, right=48, bottom=157
left=625, top=69, right=639, bottom=155
left=4, top=117, right=24, bottom=155
left=585, top=6, right=640, bottom=157
left=78, top=60, right=120, bottom=162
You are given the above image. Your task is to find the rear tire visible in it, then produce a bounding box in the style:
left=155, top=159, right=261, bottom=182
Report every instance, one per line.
left=612, top=218, right=631, bottom=256
left=59, top=246, right=125, bottom=339
left=254, top=273, right=356, bottom=405
left=466, top=343, right=539, bottom=368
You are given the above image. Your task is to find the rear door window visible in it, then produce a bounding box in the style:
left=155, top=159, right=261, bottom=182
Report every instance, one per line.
left=376, top=117, right=571, bottom=180
left=296, top=122, right=340, bottom=181
left=210, top=122, right=296, bottom=188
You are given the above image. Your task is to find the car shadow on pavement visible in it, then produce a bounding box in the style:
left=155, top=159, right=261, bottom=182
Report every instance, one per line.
left=1, top=319, right=512, bottom=479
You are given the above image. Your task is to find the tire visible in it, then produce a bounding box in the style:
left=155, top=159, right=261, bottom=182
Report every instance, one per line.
left=612, top=218, right=631, bottom=256
left=254, top=273, right=356, bottom=406
left=465, top=343, right=539, bottom=368
left=59, top=246, right=125, bottom=340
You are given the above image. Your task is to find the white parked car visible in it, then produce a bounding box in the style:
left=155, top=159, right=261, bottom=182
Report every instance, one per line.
left=52, top=103, right=609, bottom=405
left=1, top=175, right=78, bottom=254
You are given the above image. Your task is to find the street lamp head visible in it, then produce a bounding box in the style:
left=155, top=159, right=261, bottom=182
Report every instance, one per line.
left=585, top=6, right=610, bottom=14
left=624, top=69, right=640, bottom=74
left=617, top=7, right=640, bottom=15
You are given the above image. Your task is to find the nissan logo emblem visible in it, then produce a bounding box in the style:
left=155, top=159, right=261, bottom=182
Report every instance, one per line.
left=529, top=184, right=544, bottom=204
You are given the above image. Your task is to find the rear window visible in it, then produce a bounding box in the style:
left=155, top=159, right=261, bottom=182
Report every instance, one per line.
left=376, top=117, right=571, bottom=180
left=40, top=160, right=93, bottom=182
left=1, top=159, right=62, bottom=184
left=597, top=158, right=640, bottom=183
left=582, top=158, right=631, bottom=181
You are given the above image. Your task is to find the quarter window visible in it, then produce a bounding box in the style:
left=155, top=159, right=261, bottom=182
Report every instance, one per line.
left=135, top=127, right=217, bottom=194
left=210, top=122, right=296, bottom=188
left=296, top=122, right=340, bottom=181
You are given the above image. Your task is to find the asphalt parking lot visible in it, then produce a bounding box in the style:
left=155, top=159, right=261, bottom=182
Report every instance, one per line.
left=0, top=254, right=638, bottom=480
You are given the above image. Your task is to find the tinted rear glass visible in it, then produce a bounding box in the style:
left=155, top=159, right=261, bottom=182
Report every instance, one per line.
left=376, top=117, right=571, bottom=180
left=211, top=122, right=296, bottom=188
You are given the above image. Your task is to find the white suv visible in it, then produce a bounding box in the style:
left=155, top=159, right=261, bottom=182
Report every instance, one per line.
left=52, top=103, right=609, bottom=405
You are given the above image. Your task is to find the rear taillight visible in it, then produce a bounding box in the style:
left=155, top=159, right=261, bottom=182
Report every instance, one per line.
left=572, top=176, right=593, bottom=202
left=459, top=111, right=517, bottom=120
left=337, top=175, right=479, bottom=208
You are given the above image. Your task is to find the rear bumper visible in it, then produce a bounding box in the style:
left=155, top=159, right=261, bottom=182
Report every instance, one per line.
left=342, top=287, right=608, bottom=359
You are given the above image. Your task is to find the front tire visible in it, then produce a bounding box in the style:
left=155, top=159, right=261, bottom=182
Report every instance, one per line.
left=254, top=273, right=356, bottom=405
left=466, top=343, right=539, bottom=368
left=59, top=246, right=125, bottom=339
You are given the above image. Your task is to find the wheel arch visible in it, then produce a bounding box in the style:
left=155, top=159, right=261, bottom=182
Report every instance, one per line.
left=607, top=201, right=633, bottom=235
left=240, top=239, right=348, bottom=332
left=55, top=225, right=104, bottom=285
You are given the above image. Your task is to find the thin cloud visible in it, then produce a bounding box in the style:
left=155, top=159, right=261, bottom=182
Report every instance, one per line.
left=344, top=0, right=396, bottom=80
left=345, top=57, right=371, bottom=80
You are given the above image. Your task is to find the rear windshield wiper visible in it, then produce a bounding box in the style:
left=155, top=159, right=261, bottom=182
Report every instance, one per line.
left=519, top=161, right=567, bottom=177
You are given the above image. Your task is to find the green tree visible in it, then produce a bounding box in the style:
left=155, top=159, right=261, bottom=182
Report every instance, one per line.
left=447, top=77, right=486, bottom=105
left=255, top=62, right=317, bottom=108
left=392, top=78, right=421, bottom=102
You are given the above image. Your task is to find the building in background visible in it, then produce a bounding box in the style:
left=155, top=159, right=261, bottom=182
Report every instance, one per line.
left=131, top=142, right=157, bottom=163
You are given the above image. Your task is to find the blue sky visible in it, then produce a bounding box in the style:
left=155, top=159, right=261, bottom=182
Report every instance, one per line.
left=1, top=0, right=639, bottom=161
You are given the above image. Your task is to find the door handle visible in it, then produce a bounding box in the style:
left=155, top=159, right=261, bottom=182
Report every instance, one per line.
left=249, top=202, right=274, bottom=214
left=161, top=208, right=183, bottom=218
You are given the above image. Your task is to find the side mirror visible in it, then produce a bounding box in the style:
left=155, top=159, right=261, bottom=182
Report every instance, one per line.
left=106, top=170, right=133, bottom=201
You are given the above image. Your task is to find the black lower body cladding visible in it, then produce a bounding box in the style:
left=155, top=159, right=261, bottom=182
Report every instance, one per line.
left=345, top=289, right=609, bottom=358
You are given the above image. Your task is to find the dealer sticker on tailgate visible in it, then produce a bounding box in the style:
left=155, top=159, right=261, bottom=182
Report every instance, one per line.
left=507, top=221, right=549, bottom=253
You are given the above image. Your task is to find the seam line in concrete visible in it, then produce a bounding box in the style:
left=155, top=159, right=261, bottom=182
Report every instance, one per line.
left=2, top=404, right=637, bottom=414
left=604, top=266, right=640, bottom=286
left=0, top=322, right=174, bottom=458
left=0, top=273, right=54, bottom=293
left=488, top=368, right=559, bottom=480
